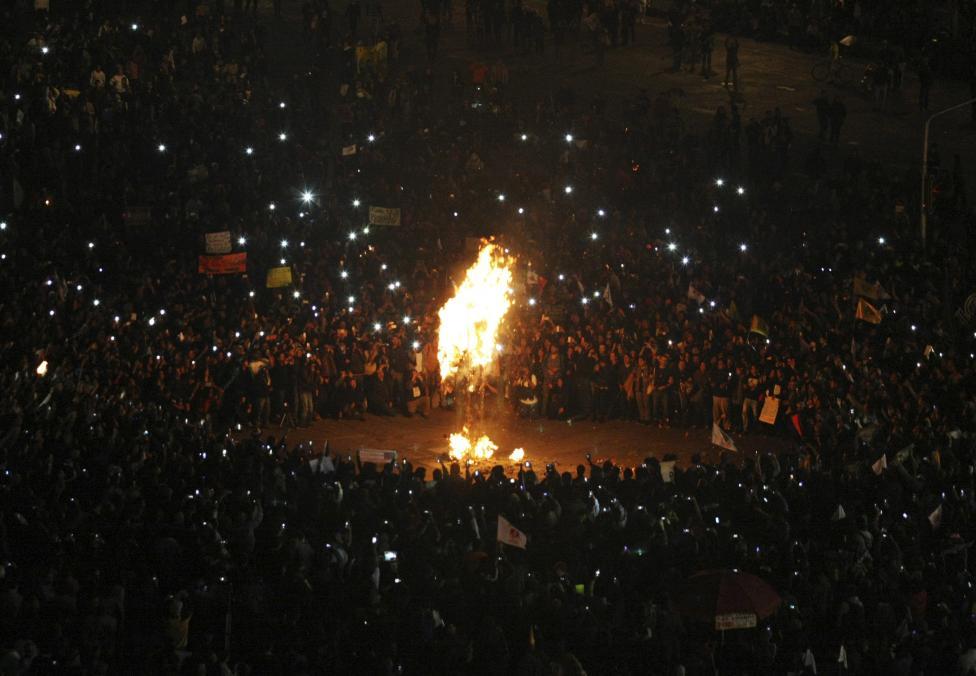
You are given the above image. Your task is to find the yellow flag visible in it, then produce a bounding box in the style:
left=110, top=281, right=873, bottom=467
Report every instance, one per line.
left=855, top=298, right=882, bottom=324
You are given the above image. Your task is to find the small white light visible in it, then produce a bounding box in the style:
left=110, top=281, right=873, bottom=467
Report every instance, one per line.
left=528, top=298, right=536, bottom=306
left=352, top=198, right=361, bottom=207
left=737, top=186, right=745, bottom=195
left=497, top=194, right=505, bottom=202
left=74, top=144, right=82, bottom=152
left=739, top=243, right=748, bottom=252
left=520, top=133, right=528, bottom=141
left=517, top=207, right=524, bottom=215
left=41, top=46, right=49, bottom=55
left=340, top=270, right=349, bottom=279
left=373, top=322, right=381, bottom=331
left=453, top=211, right=459, bottom=217
left=269, top=202, right=276, bottom=210
left=564, top=185, right=573, bottom=194
left=713, top=205, right=720, bottom=213
left=911, top=325, right=917, bottom=331
left=367, top=133, right=376, bottom=142
left=301, top=190, right=314, bottom=203
left=248, top=291, right=255, bottom=298
left=348, top=231, right=357, bottom=241
left=597, top=209, right=605, bottom=217
left=280, top=258, right=286, bottom=265
left=403, top=315, right=411, bottom=325
left=157, top=143, right=166, bottom=152
left=281, top=239, right=288, bottom=248
left=87, top=241, right=94, bottom=249
left=148, top=317, right=156, bottom=326
left=681, top=256, right=690, bottom=265
left=558, top=274, right=565, bottom=281
left=878, top=236, right=886, bottom=245
left=93, top=299, right=100, bottom=306
left=590, top=232, right=598, bottom=241
left=0, top=222, right=6, bottom=230
left=131, top=23, right=138, bottom=30
left=592, top=290, right=600, bottom=298
left=667, top=242, right=677, bottom=251
left=279, top=101, right=286, bottom=109
left=347, top=295, right=355, bottom=303
left=387, top=282, right=395, bottom=290
left=76, top=284, right=83, bottom=292
left=715, top=178, right=724, bottom=187
left=238, top=236, right=246, bottom=245
left=565, top=133, right=574, bottom=142
left=293, top=290, right=300, bottom=298
left=244, top=146, right=254, bottom=156
left=380, top=264, right=387, bottom=271
left=278, top=132, right=287, bottom=141
left=300, top=241, right=305, bottom=247
left=49, top=309, right=55, bottom=316
left=412, top=341, right=420, bottom=350
left=362, top=226, right=370, bottom=235
left=581, top=297, right=589, bottom=305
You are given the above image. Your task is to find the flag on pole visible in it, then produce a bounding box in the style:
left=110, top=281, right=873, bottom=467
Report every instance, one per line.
left=855, top=298, right=882, bottom=324
left=711, top=423, right=737, bottom=452
left=929, top=504, right=943, bottom=529
left=497, top=515, right=527, bottom=549
left=871, top=454, right=887, bottom=476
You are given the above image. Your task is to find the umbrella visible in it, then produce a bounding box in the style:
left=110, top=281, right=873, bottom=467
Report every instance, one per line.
left=672, top=569, right=781, bottom=630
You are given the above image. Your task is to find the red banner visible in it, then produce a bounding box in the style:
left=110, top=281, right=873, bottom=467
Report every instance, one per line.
left=198, top=252, right=247, bottom=275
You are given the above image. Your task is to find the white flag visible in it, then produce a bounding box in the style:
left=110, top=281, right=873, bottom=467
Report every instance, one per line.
left=928, top=504, right=943, bottom=529
left=497, top=515, right=527, bottom=549
left=831, top=504, right=846, bottom=522
left=711, top=423, right=737, bottom=452
left=604, top=282, right=613, bottom=307
left=838, top=644, right=848, bottom=669
left=871, top=454, right=887, bottom=476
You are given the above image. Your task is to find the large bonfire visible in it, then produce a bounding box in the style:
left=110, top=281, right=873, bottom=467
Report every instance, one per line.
left=437, top=242, right=522, bottom=463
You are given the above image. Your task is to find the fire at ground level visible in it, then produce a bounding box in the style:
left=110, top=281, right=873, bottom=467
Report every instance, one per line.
left=272, top=408, right=791, bottom=472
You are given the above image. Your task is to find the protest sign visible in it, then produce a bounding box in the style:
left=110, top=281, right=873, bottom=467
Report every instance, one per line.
left=759, top=397, right=779, bottom=425
left=368, top=206, right=401, bottom=227
left=660, top=460, right=676, bottom=483
left=715, top=613, right=757, bottom=630
left=265, top=266, right=293, bottom=288
left=205, top=230, right=232, bottom=254
left=198, top=252, right=247, bottom=274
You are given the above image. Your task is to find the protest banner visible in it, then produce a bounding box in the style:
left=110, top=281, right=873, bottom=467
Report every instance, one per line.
left=711, top=423, right=738, bottom=452
left=341, top=144, right=357, bottom=156
left=265, top=266, right=293, bottom=288
left=198, top=252, right=247, bottom=274
left=715, top=613, right=757, bottom=630
left=368, top=206, right=401, bottom=227
left=357, top=448, right=398, bottom=465
left=205, top=230, right=232, bottom=254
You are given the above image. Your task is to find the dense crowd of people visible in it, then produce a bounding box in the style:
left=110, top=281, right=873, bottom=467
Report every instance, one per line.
left=1, top=0, right=976, bottom=673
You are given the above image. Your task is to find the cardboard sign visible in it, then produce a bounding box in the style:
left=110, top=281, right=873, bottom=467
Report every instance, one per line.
left=659, top=460, right=676, bottom=483
left=368, top=206, right=401, bottom=227
left=759, top=397, right=780, bottom=425
left=205, top=230, right=232, bottom=254
left=715, top=613, right=757, bottom=630
left=265, top=266, right=293, bottom=288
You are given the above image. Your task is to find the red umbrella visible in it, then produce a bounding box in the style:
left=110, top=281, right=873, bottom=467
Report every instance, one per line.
left=671, top=569, right=781, bottom=629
